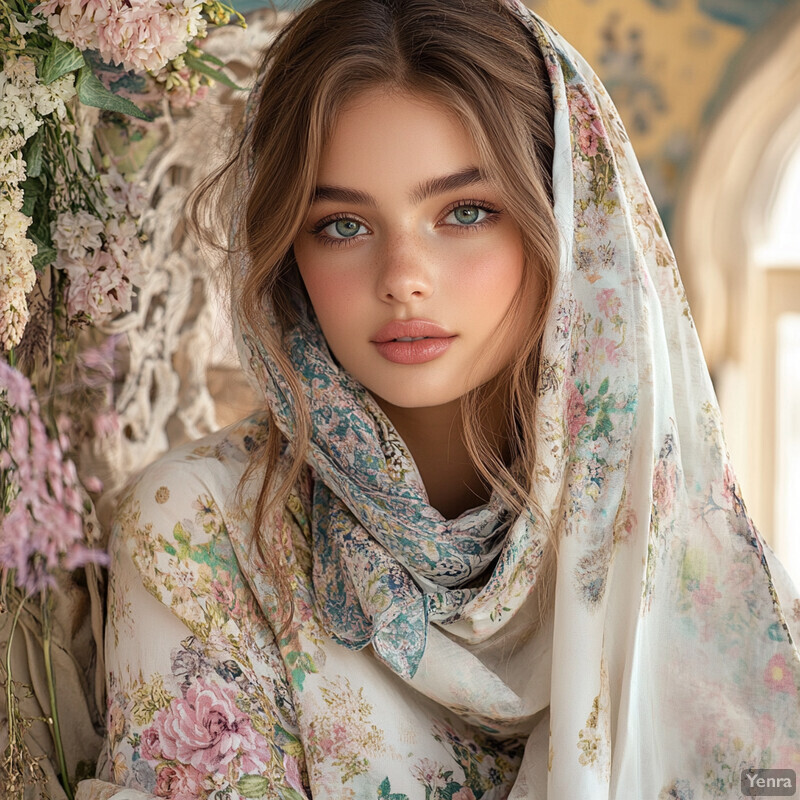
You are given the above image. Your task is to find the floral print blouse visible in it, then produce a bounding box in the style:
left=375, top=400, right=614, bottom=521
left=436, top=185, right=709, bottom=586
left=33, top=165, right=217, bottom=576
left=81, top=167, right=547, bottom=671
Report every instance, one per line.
left=77, top=413, right=544, bottom=800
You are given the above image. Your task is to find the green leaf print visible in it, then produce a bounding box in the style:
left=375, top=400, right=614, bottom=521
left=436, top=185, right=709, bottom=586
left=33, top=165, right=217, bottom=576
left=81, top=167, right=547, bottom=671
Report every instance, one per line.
left=378, top=776, right=410, bottom=800
left=285, top=650, right=318, bottom=691
left=237, top=775, right=270, bottom=797
left=279, top=788, right=308, bottom=800
left=439, top=782, right=471, bottom=800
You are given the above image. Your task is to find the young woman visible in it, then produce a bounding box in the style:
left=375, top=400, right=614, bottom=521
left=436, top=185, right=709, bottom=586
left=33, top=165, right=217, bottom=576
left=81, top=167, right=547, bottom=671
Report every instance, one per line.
left=77, top=1, right=800, bottom=798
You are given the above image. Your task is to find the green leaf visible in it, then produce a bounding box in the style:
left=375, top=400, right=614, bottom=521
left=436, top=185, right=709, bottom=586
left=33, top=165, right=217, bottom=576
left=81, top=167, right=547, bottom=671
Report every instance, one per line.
left=76, top=66, right=150, bottom=120
left=236, top=775, right=270, bottom=798
left=196, top=50, right=227, bottom=68
left=20, top=177, right=44, bottom=217
left=378, top=778, right=391, bottom=798
left=598, top=377, right=609, bottom=396
left=41, top=38, right=85, bottom=85
left=23, top=128, right=45, bottom=178
left=30, top=236, right=57, bottom=271
left=184, top=53, right=244, bottom=90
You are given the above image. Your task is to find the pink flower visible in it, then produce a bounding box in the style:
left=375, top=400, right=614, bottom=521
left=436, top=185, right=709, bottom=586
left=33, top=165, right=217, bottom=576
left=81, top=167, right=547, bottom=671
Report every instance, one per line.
left=149, top=679, right=269, bottom=773
left=0, top=361, right=106, bottom=594
left=154, top=762, right=205, bottom=800
left=95, top=0, right=205, bottom=73
left=566, top=382, right=590, bottom=441
left=452, top=790, right=476, bottom=800
left=0, top=358, right=33, bottom=411
left=764, top=654, right=797, bottom=695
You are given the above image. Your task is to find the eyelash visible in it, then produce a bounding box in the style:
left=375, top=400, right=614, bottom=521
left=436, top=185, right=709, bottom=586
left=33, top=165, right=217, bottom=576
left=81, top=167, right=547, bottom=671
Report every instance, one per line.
left=308, top=199, right=503, bottom=248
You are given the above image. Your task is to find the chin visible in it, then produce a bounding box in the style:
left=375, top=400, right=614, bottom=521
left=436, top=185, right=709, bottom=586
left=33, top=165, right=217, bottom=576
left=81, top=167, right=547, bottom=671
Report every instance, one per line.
left=367, top=385, right=466, bottom=412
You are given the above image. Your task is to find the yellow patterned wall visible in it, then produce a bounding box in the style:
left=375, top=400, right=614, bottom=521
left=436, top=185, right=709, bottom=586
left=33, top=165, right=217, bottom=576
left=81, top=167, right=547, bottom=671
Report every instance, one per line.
left=528, top=0, right=799, bottom=227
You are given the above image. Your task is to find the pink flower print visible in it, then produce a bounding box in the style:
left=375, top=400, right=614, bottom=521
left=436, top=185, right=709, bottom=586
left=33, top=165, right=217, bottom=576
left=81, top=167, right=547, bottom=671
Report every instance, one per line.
left=652, top=458, right=678, bottom=514
left=691, top=576, right=722, bottom=609
left=590, top=336, right=619, bottom=367
left=569, top=89, right=607, bottom=158
left=567, top=383, right=590, bottom=441
left=140, top=726, right=162, bottom=761
left=283, top=753, right=307, bottom=796
left=452, top=789, right=476, bottom=800
left=210, top=573, right=242, bottom=619
left=579, top=123, right=600, bottom=157
left=764, top=654, right=798, bottom=695
left=149, top=679, right=269, bottom=773
left=755, top=713, right=776, bottom=750
left=154, top=762, right=206, bottom=800
left=596, top=288, right=621, bottom=319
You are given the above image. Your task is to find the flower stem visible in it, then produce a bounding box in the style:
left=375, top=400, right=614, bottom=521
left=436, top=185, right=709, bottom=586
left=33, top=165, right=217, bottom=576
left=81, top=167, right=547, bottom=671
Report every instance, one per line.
left=42, top=591, right=74, bottom=800
left=3, top=589, right=27, bottom=766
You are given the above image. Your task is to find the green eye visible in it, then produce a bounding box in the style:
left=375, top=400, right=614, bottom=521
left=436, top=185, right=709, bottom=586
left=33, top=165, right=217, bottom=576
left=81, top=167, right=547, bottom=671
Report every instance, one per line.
left=453, top=206, right=481, bottom=224
left=334, top=219, right=362, bottom=237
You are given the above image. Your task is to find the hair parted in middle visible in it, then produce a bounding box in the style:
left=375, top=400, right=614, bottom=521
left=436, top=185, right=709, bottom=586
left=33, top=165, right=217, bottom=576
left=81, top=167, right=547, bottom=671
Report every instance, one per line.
left=189, top=0, right=561, bottom=581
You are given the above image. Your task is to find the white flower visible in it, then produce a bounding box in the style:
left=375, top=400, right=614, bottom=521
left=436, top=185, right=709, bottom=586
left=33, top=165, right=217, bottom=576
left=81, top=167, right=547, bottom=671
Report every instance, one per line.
left=1, top=206, right=34, bottom=248
left=9, top=14, right=45, bottom=38
left=0, top=134, right=25, bottom=161
left=0, top=285, right=30, bottom=350
left=0, top=188, right=25, bottom=216
left=34, top=72, right=76, bottom=119
left=0, top=86, right=42, bottom=141
left=0, top=151, right=26, bottom=185
left=0, top=56, right=76, bottom=142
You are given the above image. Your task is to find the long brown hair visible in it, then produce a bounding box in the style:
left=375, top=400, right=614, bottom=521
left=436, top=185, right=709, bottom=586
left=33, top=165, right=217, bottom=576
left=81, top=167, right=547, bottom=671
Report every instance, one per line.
left=189, top=0, right=560, bottom=628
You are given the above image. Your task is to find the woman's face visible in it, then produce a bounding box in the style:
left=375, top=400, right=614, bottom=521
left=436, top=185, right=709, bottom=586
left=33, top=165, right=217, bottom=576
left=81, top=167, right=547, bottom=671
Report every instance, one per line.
left=293, top=87, right=534, bottom=410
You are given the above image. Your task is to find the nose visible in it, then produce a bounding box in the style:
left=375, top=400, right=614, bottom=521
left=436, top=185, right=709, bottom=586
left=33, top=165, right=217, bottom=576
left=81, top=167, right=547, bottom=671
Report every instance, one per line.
left=376, top=234, right=434, bottom=304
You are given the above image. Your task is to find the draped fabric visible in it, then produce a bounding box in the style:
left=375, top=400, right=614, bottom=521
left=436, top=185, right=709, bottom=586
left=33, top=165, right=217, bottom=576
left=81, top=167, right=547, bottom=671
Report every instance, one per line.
left=80, top=3, right=800, bottom=799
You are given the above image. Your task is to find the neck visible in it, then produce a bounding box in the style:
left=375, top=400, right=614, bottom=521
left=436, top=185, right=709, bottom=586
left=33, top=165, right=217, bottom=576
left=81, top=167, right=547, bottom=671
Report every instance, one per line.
left=374, top=392, right=509, bottom=520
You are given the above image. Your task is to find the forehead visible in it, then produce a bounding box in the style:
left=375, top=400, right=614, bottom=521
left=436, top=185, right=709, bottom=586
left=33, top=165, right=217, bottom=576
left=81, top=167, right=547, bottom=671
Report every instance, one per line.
left=316, top=87, right=483, bottom=190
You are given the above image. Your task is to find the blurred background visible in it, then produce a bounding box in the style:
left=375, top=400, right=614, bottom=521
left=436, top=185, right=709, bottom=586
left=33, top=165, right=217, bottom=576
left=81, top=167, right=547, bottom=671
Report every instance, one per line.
left=126, top=0, right=800, bottom=585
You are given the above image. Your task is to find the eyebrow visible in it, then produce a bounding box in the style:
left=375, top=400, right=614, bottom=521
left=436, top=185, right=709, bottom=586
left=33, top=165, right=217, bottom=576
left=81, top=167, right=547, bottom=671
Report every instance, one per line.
left=311, top=166, right=487, bottom=207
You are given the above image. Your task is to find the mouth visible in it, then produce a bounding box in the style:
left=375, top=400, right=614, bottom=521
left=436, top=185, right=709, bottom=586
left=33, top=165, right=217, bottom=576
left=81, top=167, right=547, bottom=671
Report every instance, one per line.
left=373, top=336, right=456, bottom=364
left=372, top=319, right=455, bottom=344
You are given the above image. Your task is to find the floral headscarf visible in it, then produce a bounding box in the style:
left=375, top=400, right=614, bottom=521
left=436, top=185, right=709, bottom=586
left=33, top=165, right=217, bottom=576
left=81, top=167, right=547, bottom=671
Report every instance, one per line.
left=234, top=1, right=800, bottom=795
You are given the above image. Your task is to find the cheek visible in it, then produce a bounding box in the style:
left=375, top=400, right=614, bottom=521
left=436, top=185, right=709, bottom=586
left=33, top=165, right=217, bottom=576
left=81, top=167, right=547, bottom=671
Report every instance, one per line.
left=295, top=252, right=361, bottom=333
left=453, top=239, right=525, bottom=318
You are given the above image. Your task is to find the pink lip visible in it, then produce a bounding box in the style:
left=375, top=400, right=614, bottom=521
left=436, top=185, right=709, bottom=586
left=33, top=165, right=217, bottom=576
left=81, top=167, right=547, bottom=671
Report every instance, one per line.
left=371, top=319, right=456, bottom=365
left=372, top=319, right=454, bottom=343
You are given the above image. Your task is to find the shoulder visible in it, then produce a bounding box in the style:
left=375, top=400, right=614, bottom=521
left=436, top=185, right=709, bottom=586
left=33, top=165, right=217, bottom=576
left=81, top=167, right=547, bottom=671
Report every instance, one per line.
left=123, top=410, right=270, bottom=507
left=110, top=411, right=270, bottom=600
